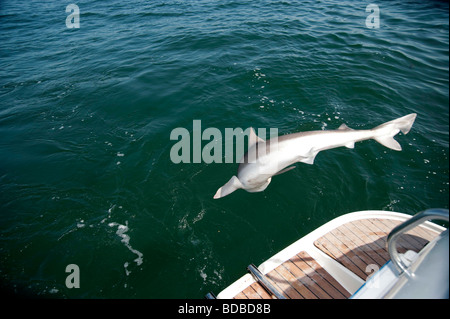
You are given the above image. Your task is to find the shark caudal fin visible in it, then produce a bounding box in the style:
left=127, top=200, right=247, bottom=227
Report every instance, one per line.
left=373, top=113, right=417, bottom=151
left=213, top=175, right=243, bottom=199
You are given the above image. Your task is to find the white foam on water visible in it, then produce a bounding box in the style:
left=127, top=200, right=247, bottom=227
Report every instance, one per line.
left=124, top=262, right=131, bottom=276
left=108, top=205, right=115, bottom=214
left=109, top=221, right=144, bottom=271
left=49, top=288, right=59, bottom=294
left=192, top=208, right=206, bottom=224
left=199, top=265, right=207, bottom=281
left=101, top=204, right=115, bottom=223
left=77, top=220, right=85, bottom=228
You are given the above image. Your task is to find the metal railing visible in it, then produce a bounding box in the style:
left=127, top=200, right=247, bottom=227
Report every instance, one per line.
left=387, top=208, right=449, bottom=275
left=247, top=264, right=286, bottom=299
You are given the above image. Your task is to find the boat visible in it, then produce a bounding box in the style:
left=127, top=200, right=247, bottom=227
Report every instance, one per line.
left=206, top=209, right=448, bottom=299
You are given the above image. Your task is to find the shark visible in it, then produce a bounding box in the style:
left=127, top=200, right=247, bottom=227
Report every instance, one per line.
left=213, top=113, right=417, bottom=199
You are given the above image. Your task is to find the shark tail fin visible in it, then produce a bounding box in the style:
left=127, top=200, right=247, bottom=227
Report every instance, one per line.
left=213, top=176, right=243, bottom=199
left=373, top=113, right=417, bottom=151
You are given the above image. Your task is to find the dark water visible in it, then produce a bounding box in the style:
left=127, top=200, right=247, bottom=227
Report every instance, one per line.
left=0, top=0, right=448, bottom=298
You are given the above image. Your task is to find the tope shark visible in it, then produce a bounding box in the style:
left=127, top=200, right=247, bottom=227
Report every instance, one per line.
left=214, top=113, right=417, bottom=199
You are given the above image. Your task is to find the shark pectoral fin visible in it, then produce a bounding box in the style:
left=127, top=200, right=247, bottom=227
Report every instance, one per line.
left=213, top=175, right=243, bottom=199
left=300, top=156, right=315, bottom=164
left=298, top=151, right=318, bottom=165
left=345, top=141, right=355, bottom=149
left=374, top=136, right=402, bottom=151
left=248, top=127, right=265, bottom=148
left=338, top=123, right=353, bottom=130
left=274, top=166, right=296, bottom=176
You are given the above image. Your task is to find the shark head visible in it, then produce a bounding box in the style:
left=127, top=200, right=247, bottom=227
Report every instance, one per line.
left=213, top=176, right=272, bottom=199
left=213, top=175, right=243, bottom=199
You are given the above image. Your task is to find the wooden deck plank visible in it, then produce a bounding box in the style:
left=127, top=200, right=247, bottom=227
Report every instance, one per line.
left=241, top=284, right=263, bottom=299
left=314, top=218, right=437, bottom=281
left=273, top=264, right=310, bottom=299
left=315, top=218, right=398, bottom=280
left=408, top=223, right=440, bottom=242
left=278, top=259, right=318, bottom=299
left=355, top=219, right=389, bottom=248
left=266, top=267, right=304, bottom=299
left=290, top=254, right=335, bottom=299
left=350, top=219, right=415, bottom=256
left=284, top=258, right=326, bottom=299
left=315, top=232, right=368, bottom=279
left=330, top=226, right=381, bottom=270
left=346, top=221, right=388, bottom=261
left=369, top=219, right=426, bottom=253
left=395, top=218, right=439, bottom=245
left=289, top=253, right=336, bottom=299
left=238, top=251, right=352, bottom=299
left=234, top=291, right=248, bottom=299
left=350, top=220, right=390, bottom=262
left=341, top=223, right=387, bottom=267
left=370, top=219, right=411, bottom=250
left=250, top=282, right=272, bottom=299
left=297, top=252, right=350, bottom=299
left=379, top=219, right=432, bottom=250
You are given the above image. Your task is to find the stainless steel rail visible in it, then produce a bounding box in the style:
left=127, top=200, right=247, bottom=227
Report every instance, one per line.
left=247, top=264, right=286, bottom=299
left=387, top=208, right=449, bottom=274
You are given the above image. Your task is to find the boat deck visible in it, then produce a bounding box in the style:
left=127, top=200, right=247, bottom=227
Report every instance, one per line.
left=313, top=218, right=434, bottom=281
left=216, top=211, right=445, bottom=299
left=235, top=251, right=350, bottom=299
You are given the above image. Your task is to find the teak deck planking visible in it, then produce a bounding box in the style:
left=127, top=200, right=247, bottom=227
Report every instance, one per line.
left=233, top=217, right=440, bottom=299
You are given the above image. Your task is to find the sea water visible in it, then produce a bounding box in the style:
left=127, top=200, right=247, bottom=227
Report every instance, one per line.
left=0, top=0, right=448, bottom=298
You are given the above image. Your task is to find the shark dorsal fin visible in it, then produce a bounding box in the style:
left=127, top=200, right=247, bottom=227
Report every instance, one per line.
left=248, top=127, right=265, bottom=148
left=338, top=123, right=353, bottom=130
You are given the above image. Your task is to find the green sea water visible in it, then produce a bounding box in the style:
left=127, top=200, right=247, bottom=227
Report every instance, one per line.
left=0, top=0, right=448, bottom=298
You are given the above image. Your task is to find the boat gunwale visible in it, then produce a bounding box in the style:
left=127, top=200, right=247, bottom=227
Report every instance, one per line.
left=216, top=210, right=446, bottom=299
